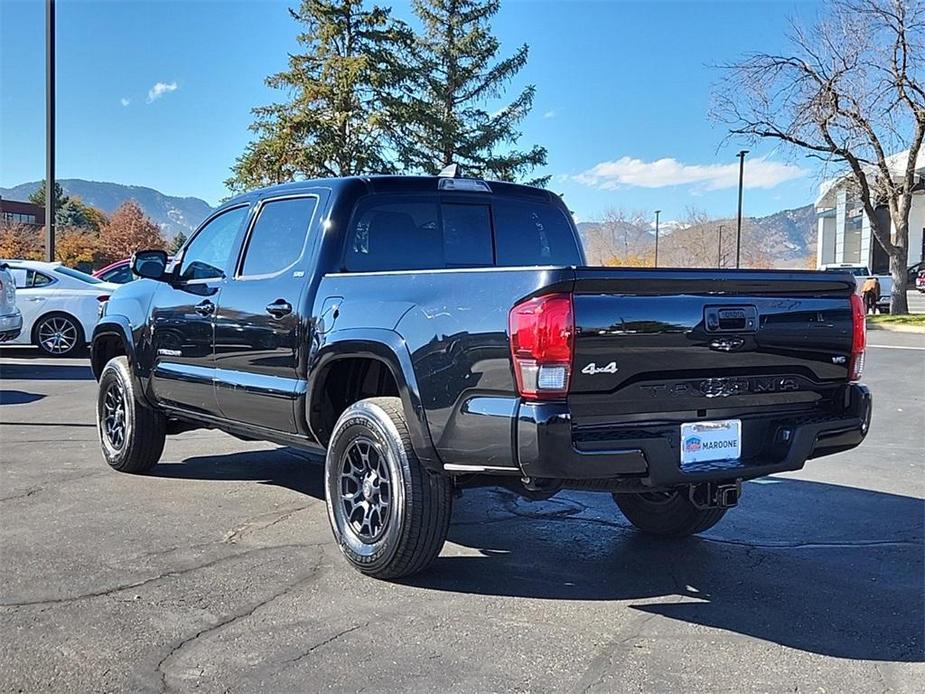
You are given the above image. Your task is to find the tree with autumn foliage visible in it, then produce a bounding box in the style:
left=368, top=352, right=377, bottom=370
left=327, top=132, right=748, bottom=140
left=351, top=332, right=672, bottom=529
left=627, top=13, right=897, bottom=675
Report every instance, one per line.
left=99, top=201, right=166, bottom=262
left=0, top=223, right=43, bottom=261
left=54, top=228, right=104, bottom=268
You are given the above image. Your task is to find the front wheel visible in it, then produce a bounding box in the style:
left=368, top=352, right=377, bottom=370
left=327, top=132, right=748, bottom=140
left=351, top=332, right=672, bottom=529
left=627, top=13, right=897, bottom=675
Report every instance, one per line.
left=325, top=397, right=452, bottom=579
left=613, top=489, right=728, bottom=537
left=97, top=356, right=166, bottom=474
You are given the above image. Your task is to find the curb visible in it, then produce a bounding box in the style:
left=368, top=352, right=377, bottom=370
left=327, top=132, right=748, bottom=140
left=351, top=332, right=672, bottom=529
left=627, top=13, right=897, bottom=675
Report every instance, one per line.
left=866, top=322, right=925, bottom=334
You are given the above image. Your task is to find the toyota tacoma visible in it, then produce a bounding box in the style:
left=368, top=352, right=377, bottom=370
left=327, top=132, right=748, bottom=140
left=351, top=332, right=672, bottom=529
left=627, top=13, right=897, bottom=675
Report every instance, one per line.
left=91, top=172, right=872, bottom=579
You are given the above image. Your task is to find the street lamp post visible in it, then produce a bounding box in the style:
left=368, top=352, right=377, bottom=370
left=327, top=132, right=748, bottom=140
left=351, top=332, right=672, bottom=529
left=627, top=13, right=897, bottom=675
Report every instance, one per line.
left=735, top=150, right=748, bottom=269
left=654, top=209, right=661, bottom=267
left=717, top=224, right=725, bottom=268
left=45, top=0, right=55, bottom=262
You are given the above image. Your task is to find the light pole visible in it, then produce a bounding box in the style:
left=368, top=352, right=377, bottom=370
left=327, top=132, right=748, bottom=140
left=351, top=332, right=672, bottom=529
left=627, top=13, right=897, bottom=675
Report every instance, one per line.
left=654, top=209, right=661, bottom=267
left=45, top=0, right=55, bottom=262
left=735, top=150, right=748, bottom=269
left=717, top=224, right=725, bottom=268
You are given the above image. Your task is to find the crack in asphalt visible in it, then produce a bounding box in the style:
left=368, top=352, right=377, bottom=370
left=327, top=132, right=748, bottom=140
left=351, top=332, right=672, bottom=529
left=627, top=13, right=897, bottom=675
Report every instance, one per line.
left=222, top=502, right=319, bottom=544
left=0, top=486, right=43, bottom=502
left=155, top=550, right=326, bottom=693
left=0, top=543, right=310, bottom=608
left=284, top=622, right=368, bottom=667
left=577, top=612, right=660, bottom=693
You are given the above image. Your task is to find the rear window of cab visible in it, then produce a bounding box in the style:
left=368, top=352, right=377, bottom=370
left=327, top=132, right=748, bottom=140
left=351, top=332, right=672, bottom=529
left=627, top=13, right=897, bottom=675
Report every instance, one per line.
left=343, top=195, right=582, bottom=272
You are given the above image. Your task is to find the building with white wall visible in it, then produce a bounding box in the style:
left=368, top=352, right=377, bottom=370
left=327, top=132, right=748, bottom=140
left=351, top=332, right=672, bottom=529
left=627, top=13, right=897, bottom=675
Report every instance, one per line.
left=816, top=148, right=925, bottom=273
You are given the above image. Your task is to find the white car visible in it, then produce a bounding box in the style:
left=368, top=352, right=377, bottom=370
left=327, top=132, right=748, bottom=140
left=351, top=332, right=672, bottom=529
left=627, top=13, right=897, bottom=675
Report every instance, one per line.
left=0, top=262, right=23, bottom=342
left=0, top=260, right=118, bottom=356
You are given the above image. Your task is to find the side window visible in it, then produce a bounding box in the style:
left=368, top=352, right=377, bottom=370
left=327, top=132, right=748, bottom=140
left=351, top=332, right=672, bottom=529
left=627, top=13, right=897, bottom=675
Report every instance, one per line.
left=31, top=271, right=54, bottom=287
left=442, top=204, right=492, bottom=267
left=345, top=202, right=441, bottom=272
left=493, top=199, right=582, bottom=266
left=180, top=206, right=249, bottom=281
left=240, top=197, right=318, bottom=277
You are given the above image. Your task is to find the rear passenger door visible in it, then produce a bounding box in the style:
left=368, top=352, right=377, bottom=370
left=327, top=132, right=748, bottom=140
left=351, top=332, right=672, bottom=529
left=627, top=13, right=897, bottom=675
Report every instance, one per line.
left=214, top=193, right=322, bottom=432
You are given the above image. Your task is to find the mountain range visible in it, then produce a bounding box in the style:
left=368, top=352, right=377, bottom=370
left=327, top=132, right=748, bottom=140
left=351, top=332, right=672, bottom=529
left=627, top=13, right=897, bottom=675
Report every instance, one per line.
left=0, top=179, right=214, bottom=239
left=578, top=204, right=816, bottom=268
left=1, top=178, right=818, bottom=265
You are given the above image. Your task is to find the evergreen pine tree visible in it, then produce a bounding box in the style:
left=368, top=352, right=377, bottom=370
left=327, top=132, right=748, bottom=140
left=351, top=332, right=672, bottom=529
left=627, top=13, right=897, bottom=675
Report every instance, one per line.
left=227, top=0, right=410, bottom=192
left=393, top=0, right=547, bottom=185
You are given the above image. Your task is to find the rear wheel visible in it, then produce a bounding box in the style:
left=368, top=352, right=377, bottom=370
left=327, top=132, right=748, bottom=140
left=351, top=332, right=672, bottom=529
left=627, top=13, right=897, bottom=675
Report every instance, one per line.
left=325, top=397, right=452, bottom=579
left=97, top=356, right=166, bottom=474
left=613, top=489, right=727, bottom=537
left=33, top=313, right=83, bottom=357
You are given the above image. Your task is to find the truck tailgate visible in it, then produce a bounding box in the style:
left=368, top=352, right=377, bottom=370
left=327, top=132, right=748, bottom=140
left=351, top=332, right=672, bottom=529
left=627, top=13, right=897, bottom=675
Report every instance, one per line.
left=568, top=268, right=856, bottom=427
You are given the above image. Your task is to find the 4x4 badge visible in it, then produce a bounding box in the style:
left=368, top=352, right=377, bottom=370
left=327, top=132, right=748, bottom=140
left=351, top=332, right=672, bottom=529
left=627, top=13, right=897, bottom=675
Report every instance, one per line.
left=581, top=361, right=618, bottom=375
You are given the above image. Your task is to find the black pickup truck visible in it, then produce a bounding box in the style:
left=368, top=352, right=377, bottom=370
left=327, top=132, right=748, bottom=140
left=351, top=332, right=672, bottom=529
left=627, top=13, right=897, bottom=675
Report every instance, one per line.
left=91, top=173, right=872, bottom=579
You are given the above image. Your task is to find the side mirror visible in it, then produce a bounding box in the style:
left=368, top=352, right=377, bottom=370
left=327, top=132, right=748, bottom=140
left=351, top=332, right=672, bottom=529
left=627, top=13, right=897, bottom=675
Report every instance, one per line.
left=132, top=250, right=169, bottom=280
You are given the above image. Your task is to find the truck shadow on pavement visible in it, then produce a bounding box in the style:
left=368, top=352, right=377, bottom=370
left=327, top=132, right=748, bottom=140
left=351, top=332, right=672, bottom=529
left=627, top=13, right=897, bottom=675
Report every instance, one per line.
left=416, top=481, right=924, bottom=664
left=153, top=450, right=923, bottom=664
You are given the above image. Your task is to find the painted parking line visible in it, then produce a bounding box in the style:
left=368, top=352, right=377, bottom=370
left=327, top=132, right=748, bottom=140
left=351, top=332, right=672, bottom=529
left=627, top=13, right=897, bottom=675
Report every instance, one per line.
left=867, top=344, right=925, bottom=350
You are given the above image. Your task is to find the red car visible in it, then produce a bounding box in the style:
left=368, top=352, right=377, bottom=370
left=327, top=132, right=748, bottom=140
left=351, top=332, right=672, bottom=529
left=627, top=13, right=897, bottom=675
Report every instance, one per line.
left=93, top=257, right=172, bottom=284
left=916, top=269, right=925, bottom=293
left=92, top=259, right=134, bottom=284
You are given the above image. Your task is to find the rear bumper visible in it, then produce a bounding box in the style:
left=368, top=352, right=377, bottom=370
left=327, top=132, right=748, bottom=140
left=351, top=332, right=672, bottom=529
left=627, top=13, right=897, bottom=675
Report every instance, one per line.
left=0, top=311, right=22, bottom=342
left=516, top=384, right=872, bottom=488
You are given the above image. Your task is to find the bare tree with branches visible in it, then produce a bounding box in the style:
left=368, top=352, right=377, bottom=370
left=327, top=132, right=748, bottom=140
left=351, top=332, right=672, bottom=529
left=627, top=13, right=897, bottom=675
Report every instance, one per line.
left=713, top=0, right=925, bottom=313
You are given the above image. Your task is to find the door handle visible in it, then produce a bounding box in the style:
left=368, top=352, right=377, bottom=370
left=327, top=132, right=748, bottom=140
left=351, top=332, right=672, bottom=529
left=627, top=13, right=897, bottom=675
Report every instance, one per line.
left=266, top=300, right=292, bottom=318
left=194, top=300, right=215, bottom=316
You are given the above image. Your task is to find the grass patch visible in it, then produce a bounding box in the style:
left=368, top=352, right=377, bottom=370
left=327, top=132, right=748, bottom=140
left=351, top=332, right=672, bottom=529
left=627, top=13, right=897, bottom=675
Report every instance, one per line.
left=867, top=314, right=925, bottom=325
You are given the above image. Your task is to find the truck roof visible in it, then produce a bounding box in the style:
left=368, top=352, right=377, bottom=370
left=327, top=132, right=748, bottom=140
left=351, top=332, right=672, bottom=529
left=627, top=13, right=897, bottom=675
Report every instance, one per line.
left=222, top=175, right=554, bottom=209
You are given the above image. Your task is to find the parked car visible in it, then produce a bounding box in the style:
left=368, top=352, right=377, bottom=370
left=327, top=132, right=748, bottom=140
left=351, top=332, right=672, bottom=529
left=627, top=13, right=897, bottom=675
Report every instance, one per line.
left=94, top=257, right=175, bottom=284
left=93, top=259, right=135, bottom=284
left=0, top=262, right=23, bottom=342
left=916, top=269, right=925, bottom=293
left=91, top=173, right=871, bottom=580
left=1, top=260, right=117, bottom=356
left=820, top=263, right=891, bottom=312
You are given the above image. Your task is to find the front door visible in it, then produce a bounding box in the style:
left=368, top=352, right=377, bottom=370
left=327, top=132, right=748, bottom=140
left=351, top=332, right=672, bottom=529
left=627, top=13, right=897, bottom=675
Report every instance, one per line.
left=149, top=204, right=250, bottom=415
left=214, top=194, right=321, bottom=431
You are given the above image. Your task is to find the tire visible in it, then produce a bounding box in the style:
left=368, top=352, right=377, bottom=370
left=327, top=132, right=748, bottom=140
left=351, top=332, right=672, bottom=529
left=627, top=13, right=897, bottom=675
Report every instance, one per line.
left=613, top=489, right=728, bottom=537
left=33, top=312, right=84, bottom=357
left=325, top=397, right=452, bottom=579
left=96, top=356, right=166, bottom=474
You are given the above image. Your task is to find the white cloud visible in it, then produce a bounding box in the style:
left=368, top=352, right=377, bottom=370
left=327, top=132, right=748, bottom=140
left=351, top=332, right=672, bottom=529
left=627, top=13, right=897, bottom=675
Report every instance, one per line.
left=574, top=156, right=806, bottom=191
left=543, top=110, right=557, bottom=119
left=120, top=97, right=131, bottom=107
left=146, top=81, right=178, bottom=103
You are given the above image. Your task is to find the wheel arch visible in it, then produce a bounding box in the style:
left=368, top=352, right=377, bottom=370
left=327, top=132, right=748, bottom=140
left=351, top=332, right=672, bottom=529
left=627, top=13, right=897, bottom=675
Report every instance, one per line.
left=308, top=329, right=442, bottom=471
left=90, top=316, right=138, bottom=381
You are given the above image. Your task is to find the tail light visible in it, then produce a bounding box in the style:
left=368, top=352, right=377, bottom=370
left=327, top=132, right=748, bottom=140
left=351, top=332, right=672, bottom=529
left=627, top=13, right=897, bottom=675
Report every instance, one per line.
left=509, top=293, right=574, bottom=400
left=96, top=295, right=110, bottom=302
left=849, top=292, right=866, bottom=381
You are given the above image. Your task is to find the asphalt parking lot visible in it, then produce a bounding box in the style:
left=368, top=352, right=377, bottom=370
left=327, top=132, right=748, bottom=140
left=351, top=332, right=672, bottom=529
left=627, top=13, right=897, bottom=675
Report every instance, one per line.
left=1, top=332, right=923, bottom=693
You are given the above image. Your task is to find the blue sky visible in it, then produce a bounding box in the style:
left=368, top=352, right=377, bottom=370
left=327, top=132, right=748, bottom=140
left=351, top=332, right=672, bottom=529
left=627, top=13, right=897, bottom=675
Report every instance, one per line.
left=1, top=0, right=824, bottom=221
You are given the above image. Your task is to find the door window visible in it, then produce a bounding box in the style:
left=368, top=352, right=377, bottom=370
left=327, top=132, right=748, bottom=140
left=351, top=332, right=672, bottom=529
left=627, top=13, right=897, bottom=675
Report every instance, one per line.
left=239, top=196, right=318, bottom=277
left=179, top=206, right=249, bottom=281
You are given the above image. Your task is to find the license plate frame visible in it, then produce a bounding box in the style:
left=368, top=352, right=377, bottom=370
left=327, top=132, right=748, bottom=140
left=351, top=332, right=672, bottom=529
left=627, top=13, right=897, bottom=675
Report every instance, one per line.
left=680, top=419, right=742, bottom=466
